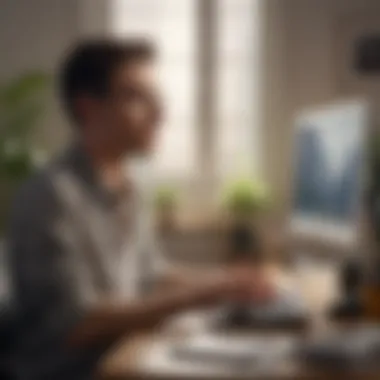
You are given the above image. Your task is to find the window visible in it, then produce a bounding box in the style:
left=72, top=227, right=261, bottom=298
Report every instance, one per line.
left=216, top=0, right=262, bottom=178
left=111, top=0, right=262, bottom=186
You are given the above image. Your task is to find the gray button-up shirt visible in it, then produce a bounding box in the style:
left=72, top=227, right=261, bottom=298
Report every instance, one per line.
left=6, top=144, right=166, bottom=380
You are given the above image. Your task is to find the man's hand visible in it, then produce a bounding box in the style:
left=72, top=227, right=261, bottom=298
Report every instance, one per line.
left=69, top=265, right=276, bottom=349
left=226, top=266, right=276, bottom=304
left=190, top=266, right=276, bottom=307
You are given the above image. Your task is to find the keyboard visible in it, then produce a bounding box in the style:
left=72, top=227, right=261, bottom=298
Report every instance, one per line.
left=172, top=334, right=297, bottom=369
left=213, top=286, right=310, bottom=330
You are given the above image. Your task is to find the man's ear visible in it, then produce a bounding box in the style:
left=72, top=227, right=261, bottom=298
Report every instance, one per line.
left=74, top=95, right=100, bottom=125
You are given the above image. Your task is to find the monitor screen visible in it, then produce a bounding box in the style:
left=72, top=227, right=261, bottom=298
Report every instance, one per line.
left=291, top=100, right=369, bottom=243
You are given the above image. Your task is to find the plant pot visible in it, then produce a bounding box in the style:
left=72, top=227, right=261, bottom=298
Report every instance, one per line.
left=157, top=207, right=176, bottom=233
left=227, top=216, right=262, bottom=264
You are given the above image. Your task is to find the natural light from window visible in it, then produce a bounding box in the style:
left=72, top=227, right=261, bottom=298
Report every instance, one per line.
left=111, top=0, right=262, bottom=183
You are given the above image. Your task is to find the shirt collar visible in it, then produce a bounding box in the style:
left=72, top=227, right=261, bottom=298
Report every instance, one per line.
left=64, top=142, right=134, bottom=208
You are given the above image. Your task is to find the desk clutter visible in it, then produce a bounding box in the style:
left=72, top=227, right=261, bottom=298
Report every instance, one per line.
left=299, top=325, right=380, bottom=371
left=141, top=326, right=380, bottom=377
left=171, top=334, right=297, bottom=371
left=161, top=326, right=380, bottom=374
left=213, top=285, right=310, bottom=330
left=328, top=258, right=365, bottom=320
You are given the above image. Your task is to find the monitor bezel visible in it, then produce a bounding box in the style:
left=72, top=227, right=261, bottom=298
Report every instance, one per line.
left=288, top=98, right=372, bottom=248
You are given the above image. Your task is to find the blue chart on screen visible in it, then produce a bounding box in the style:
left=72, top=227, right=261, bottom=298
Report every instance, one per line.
left=293, top=101, right=367, bottom=224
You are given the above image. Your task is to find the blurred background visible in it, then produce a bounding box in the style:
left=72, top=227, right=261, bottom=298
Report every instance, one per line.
left=2, top=0, right=380, bottom=255
left=4, top=0, right=380, bottom=378
left=2, top=0, right=380, bottom=220
left=2, top=0, right=380, bottom=261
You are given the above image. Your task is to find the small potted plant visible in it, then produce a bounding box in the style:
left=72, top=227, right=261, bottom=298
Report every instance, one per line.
left=221, top=177, right=271, bottom=263
left=0, top=71, right=49, bottom=233
left=218, top=177, right=271, bottom=329
left=154, top=185, right=179, bottom=232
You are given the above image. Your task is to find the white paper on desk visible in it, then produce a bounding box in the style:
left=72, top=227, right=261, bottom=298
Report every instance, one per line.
left=171, top=333, right=297, bottom=369
left=143, top=340, right=243, bottom=377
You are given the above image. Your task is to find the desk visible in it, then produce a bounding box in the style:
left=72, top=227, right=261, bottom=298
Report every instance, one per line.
left=99, top=319, right=380, bottom=380
left=98, top=263, right=378, bottom=380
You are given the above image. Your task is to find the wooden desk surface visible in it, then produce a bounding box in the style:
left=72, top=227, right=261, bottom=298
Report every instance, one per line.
left=98, top=263, right=379, bottom=380
left=99, top=323, right=380, bottom=380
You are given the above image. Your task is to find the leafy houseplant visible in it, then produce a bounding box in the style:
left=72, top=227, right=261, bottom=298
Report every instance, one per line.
left=0, top=71, right=49, bottom=232
left=222, top=178, right=270, bottom=218
left=221, top=177, right=271, bottom=263
left=154, top=185, right=179, bottom=232
left=218, top=177, right=271, bottom=329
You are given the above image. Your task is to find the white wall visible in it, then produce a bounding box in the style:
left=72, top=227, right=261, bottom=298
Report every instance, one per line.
left=262, top=0, right=336, bottom=208
left=0, top=0, right=79, bottom=77
left=0, top=0, right=111, bottom=154
left=3, top=0, right=380, bottom=205
left=0, top=0, right=83, bottom=152
left=262, top=0, right=380, bottom=209
left=333, top=0, right=380, bottom=99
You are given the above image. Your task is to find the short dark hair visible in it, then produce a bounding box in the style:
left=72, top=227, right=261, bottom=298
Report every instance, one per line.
left=59, top=38, right=156, bottom=122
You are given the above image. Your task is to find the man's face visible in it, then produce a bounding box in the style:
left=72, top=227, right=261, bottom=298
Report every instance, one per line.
left=93, top=60, right=162, bottom=155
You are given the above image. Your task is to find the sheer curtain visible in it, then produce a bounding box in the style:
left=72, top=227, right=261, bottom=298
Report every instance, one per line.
left=111, top=0, right=197, bottom=179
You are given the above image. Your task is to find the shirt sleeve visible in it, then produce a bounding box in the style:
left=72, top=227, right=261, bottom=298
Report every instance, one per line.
left=7, top=177, right=95, bottom=343
left=137, top=194, right=171, bottom=294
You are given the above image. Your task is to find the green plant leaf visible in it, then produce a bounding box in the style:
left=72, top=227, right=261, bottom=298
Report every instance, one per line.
left=221, top=177, right=271, bottom=216
left=2, top=103, right=44, bottom=138
left=154, top=185, right=179, bottom=209
left=0, top=71, right=49, bottom=183
left=0, top=71, right=49, bottom=107
left=0, top=149, right=34, bottom=181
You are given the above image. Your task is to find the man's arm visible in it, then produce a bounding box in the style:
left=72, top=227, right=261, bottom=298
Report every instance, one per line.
left=8, top=181, right=243, bottom=352
left=159, top=267, right=236, bottom=292
left=8, top=178, right=273, bottom=353
left=68, top=278, right=231, bottom=348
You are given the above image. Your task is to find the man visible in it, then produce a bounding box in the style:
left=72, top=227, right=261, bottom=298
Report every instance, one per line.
left=7, top=39, right=272, bottom=380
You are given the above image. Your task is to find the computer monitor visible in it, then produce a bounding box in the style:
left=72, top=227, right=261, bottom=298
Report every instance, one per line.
left=290, top=99, right=370, bottom=246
